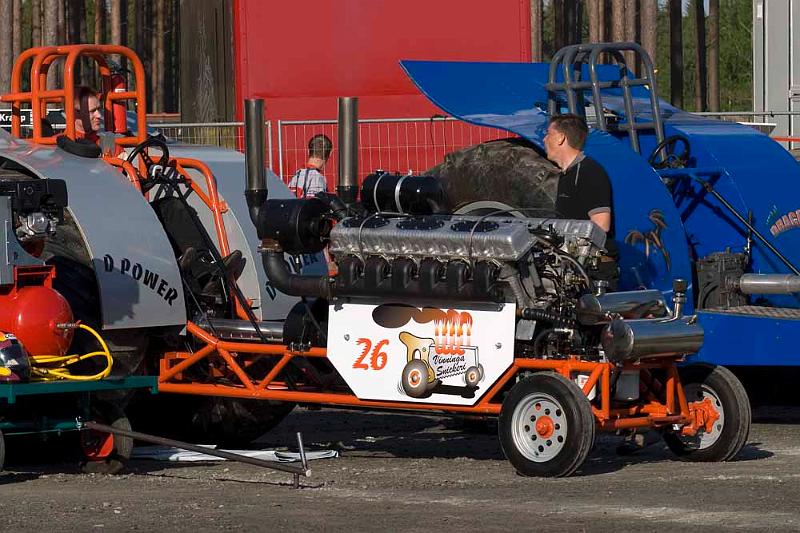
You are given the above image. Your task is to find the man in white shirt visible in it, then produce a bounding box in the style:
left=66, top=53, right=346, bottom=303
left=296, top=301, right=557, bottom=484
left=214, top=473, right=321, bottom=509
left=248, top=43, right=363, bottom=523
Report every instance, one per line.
left=288, top=134, right=333, bottom=198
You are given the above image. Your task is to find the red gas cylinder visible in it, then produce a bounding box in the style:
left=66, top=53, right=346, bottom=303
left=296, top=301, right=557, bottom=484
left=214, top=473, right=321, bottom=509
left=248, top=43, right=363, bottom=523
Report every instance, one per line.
left=110, top=70, right=128, bottom=134
left=0, top=286, right=74, bottom=356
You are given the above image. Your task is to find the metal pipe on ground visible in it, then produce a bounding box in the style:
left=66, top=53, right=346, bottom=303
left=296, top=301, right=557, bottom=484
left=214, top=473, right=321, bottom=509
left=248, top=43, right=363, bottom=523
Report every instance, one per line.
left=337, top=97, right=359, bottom=205
left=83, top=421, right=310, bottom=479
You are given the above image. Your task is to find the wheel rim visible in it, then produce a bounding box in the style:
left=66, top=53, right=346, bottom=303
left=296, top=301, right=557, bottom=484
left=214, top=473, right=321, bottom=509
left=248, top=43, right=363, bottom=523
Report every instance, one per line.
left=408, top=368, right=422, bottom=387
left=511, top=392, right=568, bottom=462
left=680, top=383, right=726, bottom=450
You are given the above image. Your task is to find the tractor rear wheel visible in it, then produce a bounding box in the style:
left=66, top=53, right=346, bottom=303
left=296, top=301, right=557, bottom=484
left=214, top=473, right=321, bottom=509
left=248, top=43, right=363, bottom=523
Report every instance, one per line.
left=80, top=402, right=133, bottom=474
left=43, top=212, right=149, bottom=391
left=426, top=138, right=559, bottom=214
left=130, top=394, right=296, bottom=447
left=499, top=372, right=595, bottom=477
left=664, top=364, right=751, bottom=462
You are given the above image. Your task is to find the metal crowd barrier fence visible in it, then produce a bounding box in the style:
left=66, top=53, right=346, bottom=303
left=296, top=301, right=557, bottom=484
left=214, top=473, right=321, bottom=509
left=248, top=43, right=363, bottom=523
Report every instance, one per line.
left=276, top=117, right=509, bottom=187
left=145, top=111, right=800, bottom=185
left=154, top=121, right=273, bottom=169
left=153, top=117, right=508, bottom=187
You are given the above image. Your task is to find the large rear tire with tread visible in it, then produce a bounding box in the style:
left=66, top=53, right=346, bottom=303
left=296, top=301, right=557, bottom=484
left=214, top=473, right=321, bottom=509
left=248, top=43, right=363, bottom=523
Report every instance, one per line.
left=131, top=394, right=296, bottom=447
left=499, top=372, right=595, bottom=477
left=426, top=138, right=559, bottom=214
left=663, top=364, right=751, bottom=462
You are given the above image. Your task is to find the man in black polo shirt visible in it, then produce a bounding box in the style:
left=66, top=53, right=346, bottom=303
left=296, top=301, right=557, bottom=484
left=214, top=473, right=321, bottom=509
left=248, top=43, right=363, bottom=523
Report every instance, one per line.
left=544, top=113, right=618, bottom=288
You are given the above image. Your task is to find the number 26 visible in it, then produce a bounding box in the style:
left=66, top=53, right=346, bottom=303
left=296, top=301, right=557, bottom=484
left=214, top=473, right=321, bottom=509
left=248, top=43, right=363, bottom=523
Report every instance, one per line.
left=353, top=338, right=389, bottom=370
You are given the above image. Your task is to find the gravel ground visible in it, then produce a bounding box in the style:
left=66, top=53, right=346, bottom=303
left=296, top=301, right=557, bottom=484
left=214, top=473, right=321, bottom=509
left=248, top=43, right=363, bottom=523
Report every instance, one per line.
left=1, top=405, right=799, bottom=532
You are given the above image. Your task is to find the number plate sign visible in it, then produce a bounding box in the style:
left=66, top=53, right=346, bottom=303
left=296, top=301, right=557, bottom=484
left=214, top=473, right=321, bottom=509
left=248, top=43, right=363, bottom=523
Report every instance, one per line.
left=328, top=301, right=515, bottom=406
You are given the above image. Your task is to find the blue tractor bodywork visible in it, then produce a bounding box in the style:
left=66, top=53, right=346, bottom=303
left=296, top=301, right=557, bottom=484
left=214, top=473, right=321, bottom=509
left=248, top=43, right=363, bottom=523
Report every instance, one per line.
left=401, top=45, right=800, bottom=366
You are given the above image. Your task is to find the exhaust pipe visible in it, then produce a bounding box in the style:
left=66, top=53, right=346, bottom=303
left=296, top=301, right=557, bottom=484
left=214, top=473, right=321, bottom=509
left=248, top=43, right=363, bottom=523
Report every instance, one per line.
left=734, top=273, right=800, bottom=294
left=245, top=98, right=268, bottom=225
left=601, top=316, right=704, bottom=363
left=337, top=97, right=359, bottom=205
left=261, top=248, right=332, bottom=299
left=195, top=317, right=284, bottom=343
left=576, top=290, right=668, bottom=325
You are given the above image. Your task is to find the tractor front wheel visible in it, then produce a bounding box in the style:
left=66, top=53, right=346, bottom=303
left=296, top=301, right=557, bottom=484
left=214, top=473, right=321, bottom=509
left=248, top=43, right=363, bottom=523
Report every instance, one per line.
left=663, top=364, right=751, bottom=462
left=499, top=372, right=595, bottom=477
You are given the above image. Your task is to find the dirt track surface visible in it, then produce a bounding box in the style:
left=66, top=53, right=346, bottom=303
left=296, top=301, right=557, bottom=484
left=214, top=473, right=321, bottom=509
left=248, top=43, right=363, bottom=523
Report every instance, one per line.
left=2, top=406, right=800, bottom=532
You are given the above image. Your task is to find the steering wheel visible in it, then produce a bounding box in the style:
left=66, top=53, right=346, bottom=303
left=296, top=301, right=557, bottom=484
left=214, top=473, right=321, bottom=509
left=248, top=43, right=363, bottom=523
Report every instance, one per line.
left=647, top=134, right=691, bottom=169
left=125, top=135, right=170, bottom=172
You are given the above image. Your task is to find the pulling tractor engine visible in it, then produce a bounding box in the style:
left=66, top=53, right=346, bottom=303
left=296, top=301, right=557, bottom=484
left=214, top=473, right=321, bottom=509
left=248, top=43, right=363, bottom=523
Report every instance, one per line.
left=241, top=152, right=750, bottom=476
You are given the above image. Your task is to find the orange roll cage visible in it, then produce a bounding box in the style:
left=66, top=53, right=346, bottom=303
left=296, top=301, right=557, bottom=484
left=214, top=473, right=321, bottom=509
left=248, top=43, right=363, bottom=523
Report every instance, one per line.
left=0, top=44, right=146, bottom=148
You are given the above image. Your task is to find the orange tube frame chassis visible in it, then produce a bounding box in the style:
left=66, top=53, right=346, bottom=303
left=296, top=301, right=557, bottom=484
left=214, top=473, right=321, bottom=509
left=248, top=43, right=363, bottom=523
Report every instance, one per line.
left=158, top=322, right=716, bottom=435
left=0, top=44, right=147, bottom=147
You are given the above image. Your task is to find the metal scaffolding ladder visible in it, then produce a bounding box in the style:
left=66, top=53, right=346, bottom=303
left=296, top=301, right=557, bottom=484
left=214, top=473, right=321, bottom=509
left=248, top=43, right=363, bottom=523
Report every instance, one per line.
left=545, top=42, right=665, bottom=155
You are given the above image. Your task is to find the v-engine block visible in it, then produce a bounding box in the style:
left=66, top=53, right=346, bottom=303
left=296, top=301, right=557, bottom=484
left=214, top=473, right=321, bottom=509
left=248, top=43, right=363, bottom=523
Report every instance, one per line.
left=329, top=215, right=607, bottom=263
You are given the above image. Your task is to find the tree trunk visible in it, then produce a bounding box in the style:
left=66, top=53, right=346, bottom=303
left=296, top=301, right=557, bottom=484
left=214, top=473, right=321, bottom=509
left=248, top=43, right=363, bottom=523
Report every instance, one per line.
left=600, top=0, right=609, bottom=43
left=531, top=0, right=543, bottom=62
left=57, top=0, right=65, bottom=43
left=623, top=0, right=637, bottom=72
left=708, top=0, right=720, bottom=111
left=66, top=0, right=87, bottom=83
left=588, top=0, right=602, bottom=43
left=694, top=0, right=707, bottom=111
left=94, top=0, right=105, bottom=44
left=32, top=0, right=42, bottom=48
left=553, top=0, right=565, bottom=52
left=153, top=0, right=165, bottom=113
left=0, top=0, right=12, bottom=97
left=143, top=0, right=153, bottom=112
left=611, top=0, right=625, bottom=42
left=640, top=0, right=657, bottom=69
left=565, top=0, right=580, bottom=46
left=12, top=0, right=21, bottom=59
left=164, top=0, right=176, bottom=112
left=43, top=0, right=58, bottom=90
left=43, top=0, right=58, bottom=45
left=110, top=0, right=122, bottom=64
left=669, top=0, right=683, bottom=107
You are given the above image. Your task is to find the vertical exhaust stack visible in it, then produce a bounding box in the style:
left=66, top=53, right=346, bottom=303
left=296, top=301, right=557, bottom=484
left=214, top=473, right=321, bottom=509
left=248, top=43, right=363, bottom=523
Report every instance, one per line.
left=244, top=98, right=268, bottom=225
left=337, top=97, right=359, bottom=205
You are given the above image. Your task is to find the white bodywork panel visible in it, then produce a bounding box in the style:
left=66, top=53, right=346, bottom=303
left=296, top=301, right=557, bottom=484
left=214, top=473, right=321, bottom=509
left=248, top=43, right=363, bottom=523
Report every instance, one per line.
left=328, top=299, right=515, bottom=406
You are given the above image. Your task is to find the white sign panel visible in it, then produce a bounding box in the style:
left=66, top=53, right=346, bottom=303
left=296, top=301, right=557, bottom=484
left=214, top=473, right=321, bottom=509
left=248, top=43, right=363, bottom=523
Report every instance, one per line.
left=328, top=300, right=515, bottom=406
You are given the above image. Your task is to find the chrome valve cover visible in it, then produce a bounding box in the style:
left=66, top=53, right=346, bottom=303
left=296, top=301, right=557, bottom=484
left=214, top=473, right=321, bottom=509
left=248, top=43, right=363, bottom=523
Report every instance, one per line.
left=329, top=214, right=606, bottom=261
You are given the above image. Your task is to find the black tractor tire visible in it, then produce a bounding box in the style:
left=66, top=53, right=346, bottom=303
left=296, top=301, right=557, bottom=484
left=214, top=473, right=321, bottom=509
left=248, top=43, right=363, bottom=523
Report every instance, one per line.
left=0, top=429, right=5, bottom=471
left=80, top=402, right=133, bottom=475
left=499, top=372, right=595, bottom=477
left=42, top=212, right=149, bottom=399
left=132, top=394, right=295, bottom=447
left=190, top=397, right=296, bottom=447
left=425, top=138, right=560, bottom=214
left=664, top=364, right=751, bottom=462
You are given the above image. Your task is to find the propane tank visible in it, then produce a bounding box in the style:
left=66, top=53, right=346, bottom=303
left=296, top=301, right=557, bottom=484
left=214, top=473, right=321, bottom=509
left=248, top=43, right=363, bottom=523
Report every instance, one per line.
left=0, top=286, right=74, bottom=357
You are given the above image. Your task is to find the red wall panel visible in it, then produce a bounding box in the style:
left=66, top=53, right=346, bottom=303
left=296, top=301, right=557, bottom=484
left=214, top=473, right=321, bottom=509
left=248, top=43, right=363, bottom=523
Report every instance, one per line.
left=233, top=0, right=531, bottom=120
